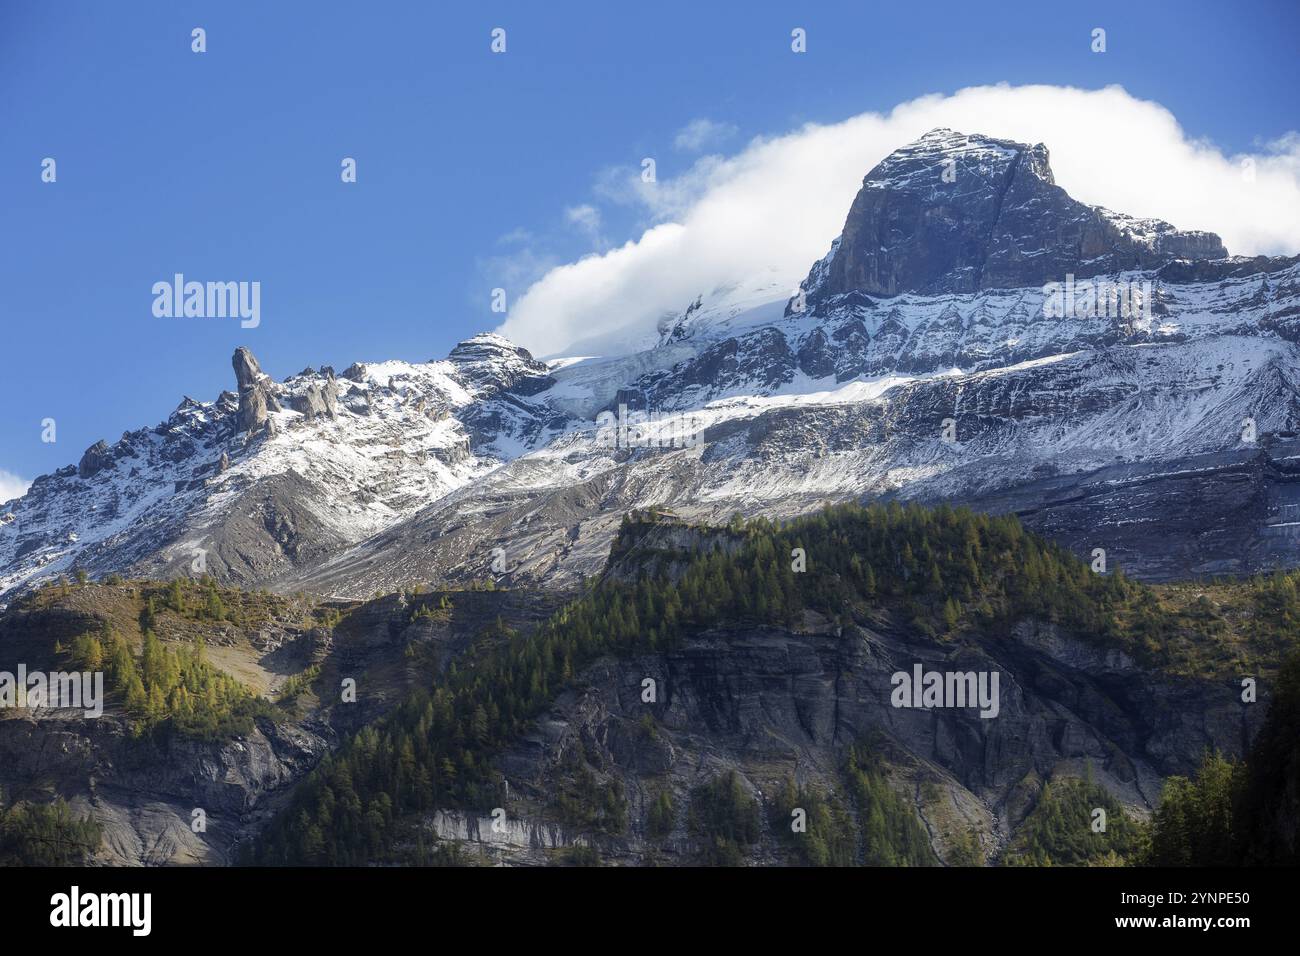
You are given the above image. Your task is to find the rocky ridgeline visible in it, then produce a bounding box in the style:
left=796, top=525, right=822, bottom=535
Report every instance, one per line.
left=0, top=334, right=571, bottom=599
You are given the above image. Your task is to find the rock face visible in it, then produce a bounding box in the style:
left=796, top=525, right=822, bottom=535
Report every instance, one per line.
left=77, top=440, right=115, bottom=480
left=233, top=346, right=282, bottom=433
left=421, top=526, right=1267, bottom=865
left=447, top=332, right=554, bottom=396
left=289, top=374, right=337, bottom=421
left=801, top=129, right=1226, bottom=305
left=0, top=711, right=326, bottom=865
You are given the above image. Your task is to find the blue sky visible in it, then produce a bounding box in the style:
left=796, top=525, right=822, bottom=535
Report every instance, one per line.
left=2, top=0, right=1298, bottom=491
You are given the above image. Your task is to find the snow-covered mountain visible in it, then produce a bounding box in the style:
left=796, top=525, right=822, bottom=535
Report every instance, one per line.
left=4, top=128, right=1300, bottom=599
left=0, top=334, right=572, bottom=596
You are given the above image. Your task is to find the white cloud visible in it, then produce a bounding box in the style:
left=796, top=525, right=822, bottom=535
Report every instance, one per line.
left=495, top=226, right=534, bottom=246
left=564, top=204, right=606, bottom=248
left=674, top=118, right=738, bottom=153
left=496, top=84, right=1300, bottom=358
left=0, top=469, right=30, bottom=505
left=477, top=246, right=560, bottom=307
left=593, top=153, right=733, bottom=223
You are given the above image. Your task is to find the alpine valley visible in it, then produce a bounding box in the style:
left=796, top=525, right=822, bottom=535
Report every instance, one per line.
left=3, top=130, right=1299, bottom=868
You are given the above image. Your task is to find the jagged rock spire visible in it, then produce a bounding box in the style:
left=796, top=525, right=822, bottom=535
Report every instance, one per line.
left=233, top=346, right=281, bottom=433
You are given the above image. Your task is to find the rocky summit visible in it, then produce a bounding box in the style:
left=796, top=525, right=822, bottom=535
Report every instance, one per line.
left=801, top=129, right=1227, bottom=304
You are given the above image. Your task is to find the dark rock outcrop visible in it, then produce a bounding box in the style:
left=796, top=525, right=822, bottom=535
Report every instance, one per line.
left=462, top=607, right=1264, bottom=864
left=289, top=374, right=338, bottom=421
left=448, top=333, right=554, bottom=397
left=78, top=440, right=115, bottom=479
left=645, top=326, right=796, bottom=408
left=233, top=346, right=281, bottom=432
left=801, top=128, right=1227, bottom=306
left=1158, top=253, right=1300, bottom=284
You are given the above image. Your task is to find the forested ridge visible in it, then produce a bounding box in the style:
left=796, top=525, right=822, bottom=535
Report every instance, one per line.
left=63, top=626, right=268, bottom=740
left=42, top=577, right=293, bottom=740
left=11, top=575, right=332, bottom=741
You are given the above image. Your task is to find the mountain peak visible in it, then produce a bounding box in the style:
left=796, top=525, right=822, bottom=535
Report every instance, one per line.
left=446, top=332, right=537, bottom=368
left=447, top=332, right=553, bottom=396
left=232, top=346, right=280, bottom=432
left=232, top=346, right=271, bottom=387
left=799, top=130, right=1225, bottom=305
left=912, top=127, right=1029, bottom=154
left=863, top=129, right=1050, bottom=193
left=454, top=331, right=518, bottom=350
